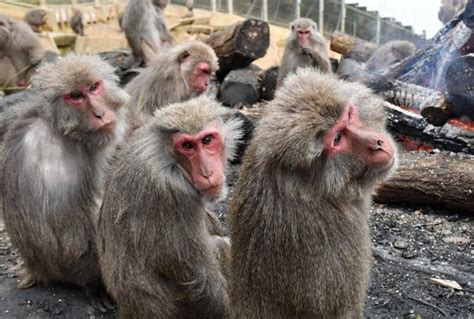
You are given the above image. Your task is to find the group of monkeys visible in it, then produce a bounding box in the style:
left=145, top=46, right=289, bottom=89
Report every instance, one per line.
left=0, top=2, right=402, bottom=318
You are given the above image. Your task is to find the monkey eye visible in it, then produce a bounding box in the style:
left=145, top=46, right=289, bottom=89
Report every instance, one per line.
left=202, top=135, right=213, bottom=145
left=333, top=131, right=343, bottom=146
left=182, top=141, right=194, bottom=150
left=69, top=91, right=84, bottom=100
left=90, top=82, right=99, bottom=92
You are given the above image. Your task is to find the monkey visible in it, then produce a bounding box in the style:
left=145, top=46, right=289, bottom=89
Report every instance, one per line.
left=229, top=68, right=398, bottom=319
left=152, top=0, right=169, bottom=10
left=121, top=0, right=175, bottom=66
left=70, top=10, right=85, bottom=36
left=184, top=0, right=194, bottom=18
left=365, top=40, right=416, bottom=74
left=438, top=0, right=467, bottom=24
left=276, top=17, right=331, bottom=88
left=0, top=15, right=45, bottom=94
left=1, top=54, right=129, bottom=311
left=24, top=9, right=47, bottom=33
left=97, top=95, right=242, bottom=318
left=125, top=40, right=218, bottom=128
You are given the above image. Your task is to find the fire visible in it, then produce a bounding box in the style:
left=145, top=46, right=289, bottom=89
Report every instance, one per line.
left=447, top=118, right=474, bottom=132
left=398, top=136, right=433, bottom=152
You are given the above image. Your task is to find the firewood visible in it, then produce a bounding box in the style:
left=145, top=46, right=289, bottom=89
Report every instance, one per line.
left=205, top=19, right=270, bottom=80
left=376, top=150, right=474, bottom=213
left=219, top=67, right=261, bottom=107
left=330, top=32, right=377, bottom=62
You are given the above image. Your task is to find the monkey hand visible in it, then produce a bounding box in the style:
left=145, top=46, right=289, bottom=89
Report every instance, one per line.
left=301, top=48, right=313, bottom=57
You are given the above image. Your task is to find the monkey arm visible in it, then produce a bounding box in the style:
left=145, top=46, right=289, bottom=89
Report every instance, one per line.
left=301, top=47, right=331, bottom=72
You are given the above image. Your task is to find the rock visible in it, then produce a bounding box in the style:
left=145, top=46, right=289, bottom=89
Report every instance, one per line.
left=442, top=236, right=471, bottom=245
left=430, top=278, right=463, bottom=290
left=394, top=239, right=409, bottom=250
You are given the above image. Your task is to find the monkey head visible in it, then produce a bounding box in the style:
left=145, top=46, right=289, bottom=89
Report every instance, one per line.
left=258, top=68, right=398, bottom=197
left=291, top=18, right=318, bottom=48
left=171, top=41, right=218, bottom=96
left=153, top=96, right=242, bottom=201
left=32, top=54, right=129, bottom=145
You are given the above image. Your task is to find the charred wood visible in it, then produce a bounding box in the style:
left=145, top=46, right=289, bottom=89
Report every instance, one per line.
left=205, top=19, right=270, bottom=80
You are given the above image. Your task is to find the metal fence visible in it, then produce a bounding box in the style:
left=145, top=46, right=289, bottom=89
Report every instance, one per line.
left=10, top=0, right=427, bottom=45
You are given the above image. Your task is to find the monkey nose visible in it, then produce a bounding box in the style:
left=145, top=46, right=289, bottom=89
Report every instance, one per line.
left=93, top=108, right=105, bottom=119
left=377, top=140, right=383, bottom=146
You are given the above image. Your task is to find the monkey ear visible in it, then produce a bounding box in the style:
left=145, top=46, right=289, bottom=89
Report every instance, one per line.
left=179, top=50, right=190, bottom=63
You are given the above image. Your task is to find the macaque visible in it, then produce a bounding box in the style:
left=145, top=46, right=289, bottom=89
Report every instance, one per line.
left=0, top=15, right=44, bottom=94
left=277, top=18, right=331, bottom=88
left=24, top=9, right=47, bottom=33
left=184, top=0, right=194, bottom=18
left=1, top=54, right=129, bottom=311
left=438, top=0, right=467, bottom=24
left=229, top=69, right=398, bottom=319
left=125, top=40, right=218, bottom=128
left=121, top=0, right=175, bottom=66
left=97, top=95, right=242, bottom=318
left=70, top=10, right=85, bottom=36
left=365, top=40, right=416, bottom=73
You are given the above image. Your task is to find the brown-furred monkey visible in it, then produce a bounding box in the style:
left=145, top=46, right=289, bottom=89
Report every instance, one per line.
left=97, top=95, right=242, bottom=318
left=121, top=0, right=175, bottom=66
left=125, top=40, right=218, bottom=128
left=0, top=14, right=44, bottom=94
left=1, top=54, right=129, bottom=311
left=277, top=17, right=331, bottom=88
left=229, top=68, right=398, bottom=319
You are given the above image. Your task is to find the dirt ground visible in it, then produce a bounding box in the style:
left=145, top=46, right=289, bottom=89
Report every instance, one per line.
left=0, top=161, right=472, bottom=318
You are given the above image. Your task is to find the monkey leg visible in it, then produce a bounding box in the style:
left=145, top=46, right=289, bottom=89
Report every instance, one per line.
left=84, top=281, right=115, bottom=313
left=140, top=38, right=160, bottom=65
left=15, top=264, right=37, bottom=289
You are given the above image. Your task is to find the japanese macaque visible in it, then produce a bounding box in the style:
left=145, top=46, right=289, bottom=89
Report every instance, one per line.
left=70, top=10, right=85, bottom=36
left=1, top=54, right=128, bottom=311
left=0, top=15, right=45, bottom=94
left=229, top=69, right=398, bottom=319
left=277, top=18, right=331, bottom=88
left=125, top=40, right=218, bottom=128
left=97, top=95, right=242, bottom=318
left=24, top=9, right=47, bottom=33
left=365, top=40, right=416, bottom=73
left=438, top=0, right=467, bottom=24
left=184, top=0, right=194, bottom=18
left=121, top=0, right=175, bottom=66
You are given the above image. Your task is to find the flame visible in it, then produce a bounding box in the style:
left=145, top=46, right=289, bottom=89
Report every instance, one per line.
left=398, top=136, right=433, bottom=152
left=447, top=118, right=474, bottom=132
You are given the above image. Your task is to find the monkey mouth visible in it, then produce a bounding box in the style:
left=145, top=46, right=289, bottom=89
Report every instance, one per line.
left=200, top=184, right=223, bottom=196
left=99, top=120, right=117, bottom=132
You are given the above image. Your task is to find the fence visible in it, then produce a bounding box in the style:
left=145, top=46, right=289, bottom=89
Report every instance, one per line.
left=10, top=0, right=427, bottom=45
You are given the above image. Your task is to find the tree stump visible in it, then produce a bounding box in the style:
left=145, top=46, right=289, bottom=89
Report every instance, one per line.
left=330, top=32, right=377, bottom=62
left=219, top=67, right=261, bottom=107
left=205, top=19, right=270, bottom=80
left=259, top=66, right=279, bottom=101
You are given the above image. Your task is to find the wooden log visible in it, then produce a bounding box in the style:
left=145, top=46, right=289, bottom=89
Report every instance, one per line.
left=375, top=150, right=474, bottom=213
left=205, top=19, right=270, bottom=80
left=385, top=5, right=473, bottom=86
left=330, top=32, right=377, bottom=62
left=259, top=66, right=278, bottom=101
left=219, top=66, right=261, bottom=107
left=385, top=102, right=474, bottom=154
left=444, top=54, right=474, bottom=119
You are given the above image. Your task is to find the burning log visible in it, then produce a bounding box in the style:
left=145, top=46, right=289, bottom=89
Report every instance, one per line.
left=375, top=151, right=474, bottom=213
left=205, top=19, right=270, bottom=80
left=385, top=102, right=474, bottom=154
left=444, top=54, right=474, bottom=119
left=385, top=5, right=473, bottom=87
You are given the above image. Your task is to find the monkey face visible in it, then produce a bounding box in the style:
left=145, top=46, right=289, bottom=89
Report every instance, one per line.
left=63, top=80, right=117, bottom=133
left=172, top=124, right=226, bottom=198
